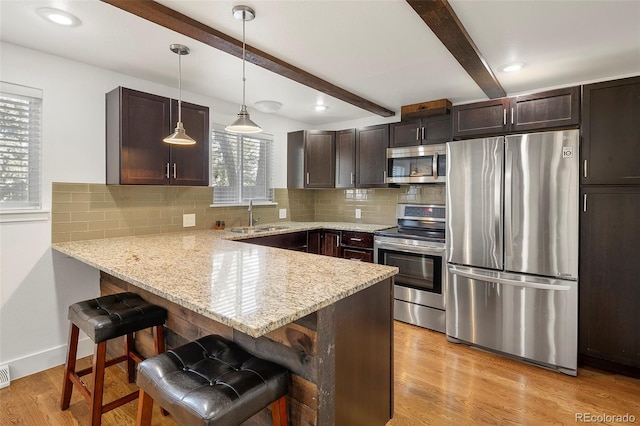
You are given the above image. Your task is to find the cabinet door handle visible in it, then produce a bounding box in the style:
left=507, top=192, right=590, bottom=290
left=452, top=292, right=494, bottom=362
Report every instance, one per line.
left=415, top=128, right=420, bottom=141
left=583, top=194, right=587, bottom=212
left=165, top=163, right=170, bottom=179
left=511, top=107, right=514, bottom=125
left=421, top=127, right=425, bottom=140
left=350, top=172, right=354, bottom=185
left=336, top=235, right=341, bottom=248
left=173, top=163, right=177, bottom=179
left=350, top=238, right=362, bottom=242
left=306, top=172, right=310, bottom=185
left=383, top=170, right=387, bottom=182
left=583, top=160, right=588, bottom=178
left=503, top=109, right=507, bottom=125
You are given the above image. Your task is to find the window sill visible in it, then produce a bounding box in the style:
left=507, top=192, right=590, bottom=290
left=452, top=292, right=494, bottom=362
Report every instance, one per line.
left=210, top=201, right=278, bottom=208
left=0, top=210, right=50, bottom=223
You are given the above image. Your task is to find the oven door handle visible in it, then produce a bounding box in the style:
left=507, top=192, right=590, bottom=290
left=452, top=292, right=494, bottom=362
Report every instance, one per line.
left=375, top=240, right=445, bottom=255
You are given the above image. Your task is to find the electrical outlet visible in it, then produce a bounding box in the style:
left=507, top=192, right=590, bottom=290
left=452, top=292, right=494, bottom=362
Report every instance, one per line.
left=182, top=213, right=196, bottom=227
left=355, top=208, right=362, bottom=219
left=279, top=208, right=287, bottom=219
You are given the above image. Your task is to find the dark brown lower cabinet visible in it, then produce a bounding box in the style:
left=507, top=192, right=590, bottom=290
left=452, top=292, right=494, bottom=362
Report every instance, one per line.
left=322, top=231, right=342, bottom=257
left=307, top=230, right=322, bottom=254
left=341, top=231, right=374, bottom=263
left=242, top=229, right=374, bottom=262
left=240, top=231, right=308, bottom=252
left=343, top=248, right=373, bottom=263
left=580, top=186, right=640, bottom=377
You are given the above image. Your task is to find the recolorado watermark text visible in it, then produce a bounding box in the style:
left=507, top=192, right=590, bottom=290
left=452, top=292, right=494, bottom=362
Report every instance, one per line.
left=576, top=413, right=636, bottom=423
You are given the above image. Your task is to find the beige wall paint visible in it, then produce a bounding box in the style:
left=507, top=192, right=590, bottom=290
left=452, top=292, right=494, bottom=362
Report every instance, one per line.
left=51, top=183, right=445, bottom=242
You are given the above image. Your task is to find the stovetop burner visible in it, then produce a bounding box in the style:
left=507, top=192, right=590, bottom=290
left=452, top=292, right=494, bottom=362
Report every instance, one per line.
left=374, top=204, right=446, bottom=244
left=375, top=227, right=445, bottom=244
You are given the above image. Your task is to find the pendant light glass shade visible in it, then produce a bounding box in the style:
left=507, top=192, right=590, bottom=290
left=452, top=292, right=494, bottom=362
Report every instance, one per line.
left=164, top=44, right=196, bottom=145
left=226, top=5, right=262, bottom=134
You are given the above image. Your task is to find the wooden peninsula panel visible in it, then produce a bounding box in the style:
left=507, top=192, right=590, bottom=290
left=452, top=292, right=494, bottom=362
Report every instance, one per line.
left=100, top=271, right=393, bottom=426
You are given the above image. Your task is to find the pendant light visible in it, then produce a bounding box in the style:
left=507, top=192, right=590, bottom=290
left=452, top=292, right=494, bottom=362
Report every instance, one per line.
left=226, top=5, right=262, bottom=134
left=164, top=44, right=196, bottom=145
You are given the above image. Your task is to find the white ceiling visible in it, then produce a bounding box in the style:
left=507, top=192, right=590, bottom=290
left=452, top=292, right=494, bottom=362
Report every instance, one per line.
left=1, top=0, right=639, bottom=126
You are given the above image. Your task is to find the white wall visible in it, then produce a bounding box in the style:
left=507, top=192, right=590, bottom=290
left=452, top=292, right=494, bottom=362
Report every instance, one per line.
left=0, top=42, right=308, bottom=380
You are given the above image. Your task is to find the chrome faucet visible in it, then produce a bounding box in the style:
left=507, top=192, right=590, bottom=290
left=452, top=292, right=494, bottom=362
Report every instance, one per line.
left=248, top=199, right=254, bottom=227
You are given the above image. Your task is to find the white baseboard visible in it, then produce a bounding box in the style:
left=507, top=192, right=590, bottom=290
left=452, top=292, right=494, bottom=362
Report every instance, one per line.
left=2, top=336, right=94, bottom=382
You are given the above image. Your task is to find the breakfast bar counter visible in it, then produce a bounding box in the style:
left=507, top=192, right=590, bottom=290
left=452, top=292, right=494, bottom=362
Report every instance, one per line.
left=53, top=226, right=397, bottom=426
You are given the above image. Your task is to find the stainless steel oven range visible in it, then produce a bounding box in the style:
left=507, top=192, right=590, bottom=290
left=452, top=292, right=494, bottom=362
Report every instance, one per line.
left=374, top=204, right=446, bottom=333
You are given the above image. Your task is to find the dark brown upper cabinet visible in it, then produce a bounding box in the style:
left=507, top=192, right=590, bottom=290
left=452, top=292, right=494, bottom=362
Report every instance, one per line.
left=106, top=87, right=209, bottom=186
left=581, top=76, right=640, bottom=185
left=390, top=115, right=452, bottom=147
left=287, top=130, right=336, bottom=189
left=452, top=98, right=510, bottom=138
left=510, top=86, right=579, bottom=132
left=335, top=129, right=356, bottom=189
left=452, top=86, right=580, bottom=139
left=356, top=124, right=389, bottom=188
left=169, top=100, right=210, bottom=186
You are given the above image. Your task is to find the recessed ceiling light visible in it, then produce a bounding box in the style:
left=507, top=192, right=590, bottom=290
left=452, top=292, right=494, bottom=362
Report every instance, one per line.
left=36, top=7, right=81, bottom=27
left=498, top=62, right=526, bottom=73
left=254, top=100, right=283, bottom=113
left=314, top=105, right=328, bottom=112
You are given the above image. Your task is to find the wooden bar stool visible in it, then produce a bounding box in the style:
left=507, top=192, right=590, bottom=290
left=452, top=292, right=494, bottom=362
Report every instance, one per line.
left=136, top=334, right=289, bottom=426
left=60, top=292, right=167, bottom=426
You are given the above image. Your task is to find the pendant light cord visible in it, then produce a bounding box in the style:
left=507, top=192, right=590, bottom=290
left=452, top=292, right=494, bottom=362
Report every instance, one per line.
left=178, top=51, right=183, bottom=123
left=242, top=17, right=246, bottom=108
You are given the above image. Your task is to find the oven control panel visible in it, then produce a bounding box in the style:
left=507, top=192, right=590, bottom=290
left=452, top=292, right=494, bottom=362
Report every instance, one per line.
left=398, top=204, right=445, bottom=221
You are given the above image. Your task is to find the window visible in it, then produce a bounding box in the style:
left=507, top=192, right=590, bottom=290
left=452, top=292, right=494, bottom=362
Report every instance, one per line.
left=0, top=82, right=42, bottom=211
left=211, top=125, right=273, bottom=204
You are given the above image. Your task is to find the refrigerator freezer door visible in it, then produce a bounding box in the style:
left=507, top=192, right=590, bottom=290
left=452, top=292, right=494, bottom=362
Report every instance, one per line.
left=446, top=265, right=578, bottom=374
left=446, top=137, right=504, bottom=270
left=504, top=130, right=579, bottom=279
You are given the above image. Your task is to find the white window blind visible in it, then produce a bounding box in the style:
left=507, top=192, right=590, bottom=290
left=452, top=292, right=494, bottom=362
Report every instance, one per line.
left=0, top=82, right=43, bottom=211
left=211, top=125, right=273, bottom=204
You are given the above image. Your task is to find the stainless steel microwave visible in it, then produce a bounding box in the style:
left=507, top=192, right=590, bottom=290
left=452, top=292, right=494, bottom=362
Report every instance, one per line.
left=386, top=144, right=446, bottom=184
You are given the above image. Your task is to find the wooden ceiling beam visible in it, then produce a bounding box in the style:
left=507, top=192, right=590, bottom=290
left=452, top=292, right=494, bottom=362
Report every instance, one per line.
left=406, top=0, right=506, bottom=99
left=101, top=0, right=395, bottom=117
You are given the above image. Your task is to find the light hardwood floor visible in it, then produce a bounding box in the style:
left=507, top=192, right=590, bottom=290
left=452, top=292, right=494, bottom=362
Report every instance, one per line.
left=1, top=321, right=639, bottom=425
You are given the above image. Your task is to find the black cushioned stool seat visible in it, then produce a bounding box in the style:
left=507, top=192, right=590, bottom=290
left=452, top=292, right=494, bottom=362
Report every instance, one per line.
left=60, top=292, right=167, bottom=426
left=67, top=292, right=167, bottom=343
left=136, top=334, right=289, bottom=426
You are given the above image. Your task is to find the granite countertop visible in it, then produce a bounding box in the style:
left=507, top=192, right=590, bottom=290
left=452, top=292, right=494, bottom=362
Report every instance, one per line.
left=221, top=221, right=394, bottom=240
left=52, top=222, right=398, bottom=338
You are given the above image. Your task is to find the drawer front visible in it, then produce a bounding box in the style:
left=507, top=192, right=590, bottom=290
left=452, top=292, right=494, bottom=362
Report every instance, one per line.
left=341, top=231, right=373, bottom=248
left=343, top=248, right=373, bottom=263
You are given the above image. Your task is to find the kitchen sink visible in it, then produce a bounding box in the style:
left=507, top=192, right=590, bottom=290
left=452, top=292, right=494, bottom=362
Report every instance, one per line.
left=255, top=225, right=289, bottom=232
left=229, top=225, right=289, bottom=234
left=229, top=226, right=256, bottom=233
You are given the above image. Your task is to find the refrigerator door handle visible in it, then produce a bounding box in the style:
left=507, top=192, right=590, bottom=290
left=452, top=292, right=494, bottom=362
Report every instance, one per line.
left=433, top=152, right=439, bottom=179
left=504, top=150, right=513, bottom=258
left=449, top=266, right=572, bottom=291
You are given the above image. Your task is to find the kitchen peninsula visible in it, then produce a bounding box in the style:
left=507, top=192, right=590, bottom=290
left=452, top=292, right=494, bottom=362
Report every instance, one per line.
left=52, top=225, right=398, bottom=426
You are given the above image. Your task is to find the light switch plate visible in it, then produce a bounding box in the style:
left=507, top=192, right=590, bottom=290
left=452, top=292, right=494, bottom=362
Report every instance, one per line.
left=279, top=208, right=287, bottom=219
left=355, top=208, right=362, bottom=219
left=183, top=213, right=196, bottom=227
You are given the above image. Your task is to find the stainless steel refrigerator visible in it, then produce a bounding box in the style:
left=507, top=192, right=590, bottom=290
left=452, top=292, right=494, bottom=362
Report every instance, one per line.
left=445, top=129, right=579, bottom=376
